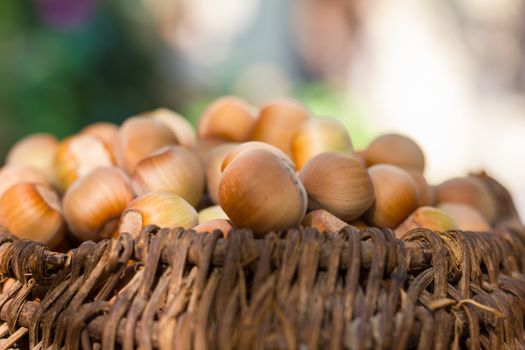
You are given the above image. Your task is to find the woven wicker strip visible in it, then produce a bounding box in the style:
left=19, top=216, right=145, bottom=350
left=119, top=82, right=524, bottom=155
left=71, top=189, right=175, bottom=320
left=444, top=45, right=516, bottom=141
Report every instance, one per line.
left=0, top=224, right=523, bottom=349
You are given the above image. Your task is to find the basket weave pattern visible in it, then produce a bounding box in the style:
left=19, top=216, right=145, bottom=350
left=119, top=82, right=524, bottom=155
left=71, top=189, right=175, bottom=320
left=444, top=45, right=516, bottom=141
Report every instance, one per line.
left=0, top=171, right=523, bottom=349
left=0, top=224, right=523, bottom=349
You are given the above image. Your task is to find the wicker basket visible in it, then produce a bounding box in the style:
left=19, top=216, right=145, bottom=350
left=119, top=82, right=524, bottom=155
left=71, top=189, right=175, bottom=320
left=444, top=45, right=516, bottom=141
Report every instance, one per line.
left=0, top=172, right=523, bottom=350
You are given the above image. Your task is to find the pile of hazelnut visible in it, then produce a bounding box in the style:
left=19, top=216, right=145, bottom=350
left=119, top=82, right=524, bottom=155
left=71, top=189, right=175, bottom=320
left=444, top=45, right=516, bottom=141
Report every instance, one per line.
left=0, top=97, right=495, bottom=250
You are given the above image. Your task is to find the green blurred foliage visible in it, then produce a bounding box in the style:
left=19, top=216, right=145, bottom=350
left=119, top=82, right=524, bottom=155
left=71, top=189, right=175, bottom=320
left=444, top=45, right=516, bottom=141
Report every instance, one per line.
left=295, top=84, right=373, bottom=150
left=0, top=1, right=372, bottom=161
left=0, top=1, right=170, bottom=159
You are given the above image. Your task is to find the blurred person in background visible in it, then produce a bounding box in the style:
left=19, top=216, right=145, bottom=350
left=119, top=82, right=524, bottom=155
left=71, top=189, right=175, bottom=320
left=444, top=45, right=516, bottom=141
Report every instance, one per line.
left=144, top=0, right=525, bottom=216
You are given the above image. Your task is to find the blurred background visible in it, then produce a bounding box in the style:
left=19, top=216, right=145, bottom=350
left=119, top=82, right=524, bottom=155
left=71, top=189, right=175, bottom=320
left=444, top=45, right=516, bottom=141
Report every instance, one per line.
left=0, top=0, right=524, bottom=217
